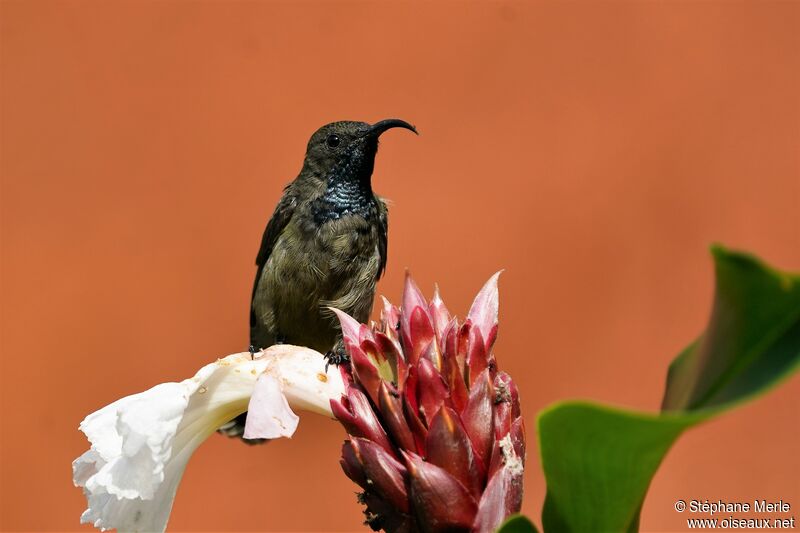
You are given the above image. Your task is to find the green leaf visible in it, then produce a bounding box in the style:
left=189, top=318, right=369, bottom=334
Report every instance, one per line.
left=538, top=404, right=702, bottom=532
left=495, top=514, right=539, bottom=533
left=538, top=246, right=800, bottom=533
left=662, top=246, right=800, bottom=410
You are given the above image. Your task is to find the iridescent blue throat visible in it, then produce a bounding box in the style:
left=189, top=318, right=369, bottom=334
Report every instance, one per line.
left=311, top=143, right=377, bottom=224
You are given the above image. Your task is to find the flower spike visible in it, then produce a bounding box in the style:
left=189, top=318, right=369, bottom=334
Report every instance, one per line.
left=331, top=273, right=525, bottom=532
left=467, top=271, right=502, bottom=351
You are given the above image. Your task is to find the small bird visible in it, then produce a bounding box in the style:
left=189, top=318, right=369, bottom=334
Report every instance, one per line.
left=220, top=119, right=417, bottom=442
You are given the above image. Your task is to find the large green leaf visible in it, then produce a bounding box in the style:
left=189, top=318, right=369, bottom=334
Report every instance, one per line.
left=662, top=247, right=800, bottom=410
left=538, top=246, right=800, bottom=533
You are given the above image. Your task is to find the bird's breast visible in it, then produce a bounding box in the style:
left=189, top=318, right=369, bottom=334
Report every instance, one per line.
left=313, top=215, right=380, bottom=271
left=256, top=213, right=381, bottom=346
left=268, top=213, right=380, bottom=294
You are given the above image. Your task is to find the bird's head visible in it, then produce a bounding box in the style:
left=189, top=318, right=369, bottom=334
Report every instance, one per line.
left=302, top=119, right=417, bottom=187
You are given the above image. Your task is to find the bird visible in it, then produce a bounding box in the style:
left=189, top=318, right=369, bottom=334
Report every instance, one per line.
left=219, top=118, right=417, bottom=442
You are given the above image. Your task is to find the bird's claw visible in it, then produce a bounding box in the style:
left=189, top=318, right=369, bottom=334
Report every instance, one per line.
left=324, top=348, right=350, bottom=372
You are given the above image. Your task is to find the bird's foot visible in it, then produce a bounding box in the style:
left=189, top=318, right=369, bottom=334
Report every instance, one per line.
left=248, top=344, right=261, bottom=360
left=324, top=346, right=350, bottom=372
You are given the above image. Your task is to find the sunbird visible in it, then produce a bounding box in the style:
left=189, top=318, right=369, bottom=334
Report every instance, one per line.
left=221, top=119, right=417, bottom=442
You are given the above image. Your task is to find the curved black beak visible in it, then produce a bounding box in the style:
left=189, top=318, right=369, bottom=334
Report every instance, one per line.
left=366, top=118, right=418, bottom=137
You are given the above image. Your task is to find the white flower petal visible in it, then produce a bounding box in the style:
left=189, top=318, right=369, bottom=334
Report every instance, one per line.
left=256, top=344, right=347, bottom=416
left=73, top=346, right=345, bottom=533
left=243, top=374, right=300, bottom=439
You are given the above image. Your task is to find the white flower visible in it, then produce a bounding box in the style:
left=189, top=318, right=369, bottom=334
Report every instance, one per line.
left=72, top=345, right=345, bottom=532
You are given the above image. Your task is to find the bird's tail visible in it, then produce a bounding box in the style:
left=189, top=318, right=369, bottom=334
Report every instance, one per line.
left=217, top=412, right=268, bottom=445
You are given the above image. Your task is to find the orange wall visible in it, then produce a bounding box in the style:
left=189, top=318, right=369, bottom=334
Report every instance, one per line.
left=1, top=2, right=798, bottom=531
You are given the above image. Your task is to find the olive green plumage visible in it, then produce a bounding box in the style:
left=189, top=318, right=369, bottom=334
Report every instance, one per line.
left=249, top=174, right=388, bottom=354
left=221, top=119, right=416, bottom=442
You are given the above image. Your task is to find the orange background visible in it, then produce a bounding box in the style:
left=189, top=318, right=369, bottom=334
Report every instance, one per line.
left=1, top=1, right=799, bottom=531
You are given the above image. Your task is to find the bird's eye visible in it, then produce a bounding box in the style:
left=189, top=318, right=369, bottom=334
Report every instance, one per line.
left=326, top=134, right=341, bottom=148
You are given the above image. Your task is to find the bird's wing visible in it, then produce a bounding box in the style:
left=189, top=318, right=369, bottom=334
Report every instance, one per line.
left=250, top=190, right=297, bottom=329
left=377, top=198, right=389, bottom=280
